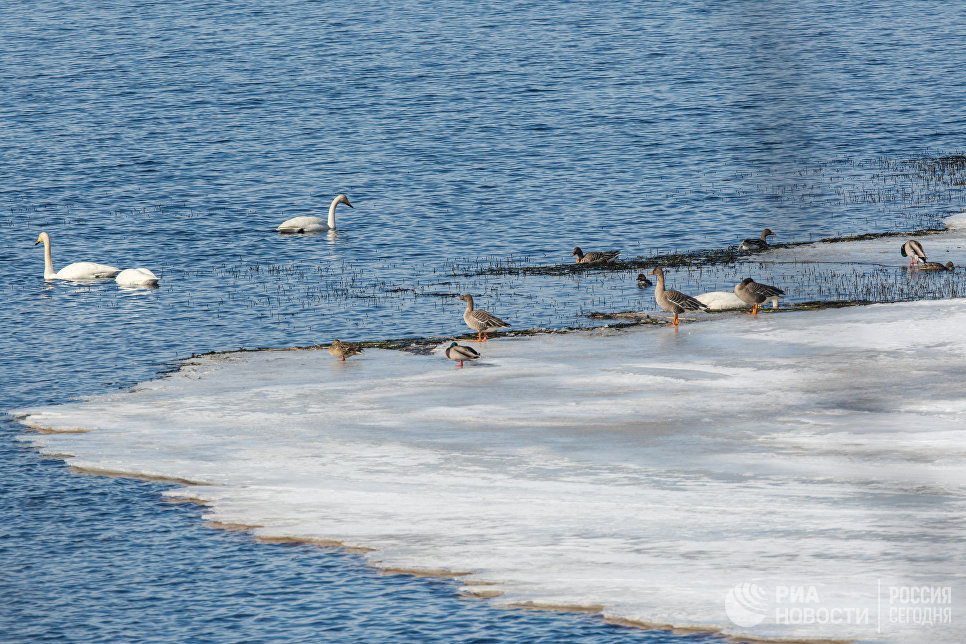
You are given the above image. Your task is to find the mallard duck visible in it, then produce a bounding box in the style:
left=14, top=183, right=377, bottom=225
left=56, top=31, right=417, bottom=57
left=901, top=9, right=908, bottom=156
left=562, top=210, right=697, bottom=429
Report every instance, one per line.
left=739, top=228, right=775, bottom=251
left=458, top=294, right=510, bottom=342
left=734, top=278, right=784, bottom=315
left=900, top=240, right=926, bottom=265
left=329, top=339, right=363, bottom=361
left=917, top=260, right=954, bottom=271
left=636, top=273, right=653, bottom=288
left=572, top=247, right=620, bottom=264
left=34, top=232, right=121, bottom=280
left=277, top=194, right=352, bottom=233
left=445, top=342, right=480, bottom=367
left=648, top=267, right=710, bottom=326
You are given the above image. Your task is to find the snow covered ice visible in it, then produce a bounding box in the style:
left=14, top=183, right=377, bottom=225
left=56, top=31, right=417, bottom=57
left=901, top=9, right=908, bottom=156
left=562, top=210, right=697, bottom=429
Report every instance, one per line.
left=18, top=299, right=966, bottom=642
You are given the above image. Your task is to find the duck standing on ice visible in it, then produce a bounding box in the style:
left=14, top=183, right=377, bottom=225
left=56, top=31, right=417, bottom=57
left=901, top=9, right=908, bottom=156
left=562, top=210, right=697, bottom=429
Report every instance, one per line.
left=445, top=342, right=480, bottom=367
left=329, top=339, right=363, bottom=361
left=900, top=240, right=927, bottom=264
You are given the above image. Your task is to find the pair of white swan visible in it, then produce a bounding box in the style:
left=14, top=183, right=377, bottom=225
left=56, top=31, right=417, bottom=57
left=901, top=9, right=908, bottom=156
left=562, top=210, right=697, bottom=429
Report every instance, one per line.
left=35, top=232, right=159, bottom=286
left=277, top=194, right=352, bottom=233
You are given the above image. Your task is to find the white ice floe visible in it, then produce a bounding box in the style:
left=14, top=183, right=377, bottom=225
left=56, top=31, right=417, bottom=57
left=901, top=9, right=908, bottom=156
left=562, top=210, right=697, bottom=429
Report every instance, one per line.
left=16, top=302, right=966, bottom=643
left=755, top=211, right=966, bottom=268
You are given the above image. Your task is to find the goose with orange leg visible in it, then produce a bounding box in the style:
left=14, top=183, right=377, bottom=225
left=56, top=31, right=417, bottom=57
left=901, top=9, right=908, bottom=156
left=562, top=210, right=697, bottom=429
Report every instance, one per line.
left=734, top=278, right=784, bottom=315
left=458, top=294, right=510, bottom=343
left=648, top=267, right=709, bottom=327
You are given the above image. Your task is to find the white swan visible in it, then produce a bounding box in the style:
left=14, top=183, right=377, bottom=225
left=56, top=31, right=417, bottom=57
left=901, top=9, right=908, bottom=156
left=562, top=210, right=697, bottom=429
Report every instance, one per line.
left=696, top=291, right=780, bottom=311
left=35, top=231, right=121, bottom=280
left=115, top=268, right=160, bottom=287
left=277, top=194, right=352, bottom=233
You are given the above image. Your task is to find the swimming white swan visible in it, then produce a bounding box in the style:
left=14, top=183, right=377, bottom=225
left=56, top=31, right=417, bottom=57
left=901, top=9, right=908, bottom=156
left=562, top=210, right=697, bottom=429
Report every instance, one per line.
left=277, top=194, right=352, bottom=233
left=115, top=268, right=160, bottom=287
left=35, top=232, right=121, bottom=280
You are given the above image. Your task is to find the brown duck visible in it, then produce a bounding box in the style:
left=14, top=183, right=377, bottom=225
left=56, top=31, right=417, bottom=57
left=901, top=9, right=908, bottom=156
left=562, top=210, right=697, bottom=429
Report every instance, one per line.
left=739, top=228, right=775, bottom=251
left=329, top=339, right=364, bottom=361
left=571, top=247, right=620, bottom=264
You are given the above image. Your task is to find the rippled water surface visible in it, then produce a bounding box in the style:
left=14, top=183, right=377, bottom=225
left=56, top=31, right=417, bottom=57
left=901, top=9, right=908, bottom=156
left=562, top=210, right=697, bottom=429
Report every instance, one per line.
left=3, top=0, right=966, bottom=640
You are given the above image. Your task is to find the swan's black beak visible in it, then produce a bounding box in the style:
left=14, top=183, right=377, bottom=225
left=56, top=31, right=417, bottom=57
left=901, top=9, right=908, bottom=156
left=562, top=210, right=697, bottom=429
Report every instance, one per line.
left=34, top=240, right=40, bottom=245
left=346, top=201, right=353, bottom=208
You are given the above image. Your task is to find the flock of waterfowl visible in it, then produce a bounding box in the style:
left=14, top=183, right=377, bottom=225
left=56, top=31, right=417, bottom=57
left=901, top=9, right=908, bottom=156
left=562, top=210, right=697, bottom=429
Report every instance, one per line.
left=33, top=201, right=951, bottom=367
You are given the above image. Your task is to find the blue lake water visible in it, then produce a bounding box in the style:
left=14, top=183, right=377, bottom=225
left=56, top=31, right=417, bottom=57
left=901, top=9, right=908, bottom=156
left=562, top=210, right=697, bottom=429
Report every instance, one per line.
left=2, top=1, right=966, bottom=640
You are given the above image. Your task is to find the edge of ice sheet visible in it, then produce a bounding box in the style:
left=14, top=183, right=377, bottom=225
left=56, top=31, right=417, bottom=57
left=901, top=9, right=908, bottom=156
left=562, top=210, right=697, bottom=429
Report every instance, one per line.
left=14, top=299, right=965, bottom=644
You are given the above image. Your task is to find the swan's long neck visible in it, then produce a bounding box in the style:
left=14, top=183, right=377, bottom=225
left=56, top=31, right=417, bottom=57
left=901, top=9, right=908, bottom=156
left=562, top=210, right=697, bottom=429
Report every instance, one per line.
left=327, top=197, right=340, bottom=230
left=41, top=237, right=56, bottom=279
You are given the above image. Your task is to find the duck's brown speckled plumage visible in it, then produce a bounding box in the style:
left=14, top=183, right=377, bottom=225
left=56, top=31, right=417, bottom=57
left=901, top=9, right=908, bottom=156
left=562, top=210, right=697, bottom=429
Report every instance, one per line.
left=329, top=339, right=363, bottom=361
left=917, top=260, right=954, bottom=271
left=571, top=246, right=621, bottom=264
